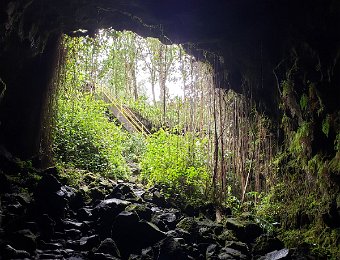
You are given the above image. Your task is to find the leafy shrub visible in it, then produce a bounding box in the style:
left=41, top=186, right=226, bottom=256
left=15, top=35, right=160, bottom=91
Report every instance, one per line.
left=122, top=133, right=147, bottom=163
left=140, top=129, right=209, bottom=204
left=53, top=93, right=129, bottom=177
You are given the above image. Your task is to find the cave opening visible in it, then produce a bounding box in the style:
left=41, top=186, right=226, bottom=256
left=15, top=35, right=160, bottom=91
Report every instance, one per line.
left=1, top=1, right=339, bottom=258
left=52, top=28, right=274, bottom=206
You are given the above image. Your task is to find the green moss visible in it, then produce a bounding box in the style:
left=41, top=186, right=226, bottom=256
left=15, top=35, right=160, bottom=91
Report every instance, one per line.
left=176, top=217, right=198, bottom=234
left=289, top=121, right=312, bottom=158
left=322, top=115, right=331, bottom=138
left=278, top=227, right=340, bottom=259
left=299, top=94, right=308, bottom=111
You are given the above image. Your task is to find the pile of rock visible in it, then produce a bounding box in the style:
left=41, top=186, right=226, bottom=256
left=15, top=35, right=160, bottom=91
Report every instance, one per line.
left=0, top=167, right=315, bottom=259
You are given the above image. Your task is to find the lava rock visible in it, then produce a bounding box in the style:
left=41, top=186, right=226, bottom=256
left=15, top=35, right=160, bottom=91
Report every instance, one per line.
left=151, top=190, right=168, bottom=207
left=206, top=243, right=221, bottom=259
left=34, top=174, right=67, bottom=219
left=224, top=241, right=248, bottom=255
left=94, top=198, right=132, bottom=238
left=252, top=234, right=284, bottom=257
left=218, top=247, right=248, bottom=260
left=90, top=187, right=106, bottom=201
left=154, top=237, right=188, bottom=260
left=8, top=229, right=37, bottom=253
left=112, top=211, right=165, bottom=257
left=199, top=203, right=216, bottom=220
left=125, top=203, right=152, bottom=221
left=63, top=219, right=89, bottom=233
left=94, top=198, right=131, bottom=218
left=93, top=252, right=121, bottom=260
left=225, top=218, right=263, bottom=243
left=37, top=214, right=56, bottom=239
left=108, top=183, right=139, bottom=202
left=0, top=244, right=30, bottom=259
left=37, top=172, right=62, bottom=192
left=217, top=230, right=237, bottom=243
left=258, top=248, right=290, bottom=260
left=157, top=212, right=178, bottom=229
left=176, top=217, right=198, bottom=235
left=184, top=204, right=199, bottom=217
left=95, top=238, right=121, bottom=258
left=79, top=234, right=101, bottom=251
left=77, top=206, right=93, bottom=220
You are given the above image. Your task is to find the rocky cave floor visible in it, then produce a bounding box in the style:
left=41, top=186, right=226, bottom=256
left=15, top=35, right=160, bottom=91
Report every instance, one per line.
left=0, top=158, right=317, bottom=259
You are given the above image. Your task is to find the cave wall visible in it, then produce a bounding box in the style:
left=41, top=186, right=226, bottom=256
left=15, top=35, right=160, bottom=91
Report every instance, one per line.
left=0, top=0, right=339, bottom=159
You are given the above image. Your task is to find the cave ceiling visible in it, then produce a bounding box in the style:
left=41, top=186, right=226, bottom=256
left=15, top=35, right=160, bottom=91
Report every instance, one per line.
left=0, top=0, right=339, bottom=158
left=2, top=0, right=340, bottom=90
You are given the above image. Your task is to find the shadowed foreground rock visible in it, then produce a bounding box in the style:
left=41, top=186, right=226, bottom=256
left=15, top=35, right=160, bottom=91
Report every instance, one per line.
left=0, top=164, right=319, bottom=259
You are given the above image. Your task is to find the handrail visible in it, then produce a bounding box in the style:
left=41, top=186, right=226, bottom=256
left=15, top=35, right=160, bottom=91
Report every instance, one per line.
left=97, top=85, right=150, bottom=136
left=122, top=105, right=151, bottom=135
left=102, top=88, right=144, bottom=134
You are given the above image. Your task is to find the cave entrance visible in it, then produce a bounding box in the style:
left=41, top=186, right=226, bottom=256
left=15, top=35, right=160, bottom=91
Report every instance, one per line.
left=52, top=28, right=275, bottom=205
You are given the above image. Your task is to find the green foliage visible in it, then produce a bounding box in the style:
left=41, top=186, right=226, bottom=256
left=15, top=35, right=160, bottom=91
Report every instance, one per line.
left=140, top=129, right=210, bottom=204
left=53, top=93, right=129, bottom=177
left=279, top=227, right=340, bottom=259
left=299, top=93, right=308, bottom=111
left=289, top=121, right=312, bottom=158
left=322, top=115, right=330, bottom=138
left=329, top=132, right=340, bottom=173
left=122, top=133, right=147, bottom=163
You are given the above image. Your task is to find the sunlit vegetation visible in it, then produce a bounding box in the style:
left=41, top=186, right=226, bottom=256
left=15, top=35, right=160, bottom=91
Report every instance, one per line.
left=50, top=28, right=340, bottom=257
left=52, top=29, right=275, bottom=208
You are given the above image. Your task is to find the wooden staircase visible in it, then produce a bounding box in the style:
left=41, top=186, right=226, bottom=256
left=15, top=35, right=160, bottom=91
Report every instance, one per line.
left=97, top=85, right=151, bottom=136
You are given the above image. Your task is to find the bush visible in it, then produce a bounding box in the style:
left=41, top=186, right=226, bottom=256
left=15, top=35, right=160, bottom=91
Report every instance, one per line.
left=140, top=129, right=209, bottom=204
left=53, top=93, right=129, bottom=177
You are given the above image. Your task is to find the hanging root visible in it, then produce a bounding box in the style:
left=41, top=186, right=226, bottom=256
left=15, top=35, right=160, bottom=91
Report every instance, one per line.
left=0, top=76, right=6, bottom=103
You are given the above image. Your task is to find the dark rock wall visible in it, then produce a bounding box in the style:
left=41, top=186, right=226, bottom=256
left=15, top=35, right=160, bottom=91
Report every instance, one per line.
left=0, top=0, right=339, bottom=158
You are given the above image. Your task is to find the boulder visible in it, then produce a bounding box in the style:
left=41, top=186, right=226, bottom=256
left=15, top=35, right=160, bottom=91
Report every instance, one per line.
left=125, top=203, right=152, bottom=221
left=224, top=241, right=248, bottom=255
left=34, top=174, right=67, bottom=219
left=8, top=229, right=37, bottom=253
left=154, top=237, right=188, bottom=260
left=94, top=198, right=132, bottom=238
left=36, top=172, right=61, bottom=192
left=112, top=211, right=165, bottom=257
left=157, top=212, right=178, bottom=230
left=218, top=247, right=247, bottom=260
left=217, top=230, right=237, bottom=243
left=142, top=188, right=168, bottom=208
left=252, top=234, right=284, bottom=257
left=176, top=217, right=198, bottom=235
left=108, top=183, right=140, bottom=202
left=94, top=198, right=131, bottom=217
left=199, top=203, right=216, bottom=220
left=93, top=252, right=121, bottom=260
left=206, top=243, right=221, bottom=259
left=225, top=218, right=263, bottom=243
left=90, top=187, right=107, bottom=201
left=79, top=234, right=101, bottom=251
left=77, top=207, right=93, bottom=221
left=166, top=228, right=192, bottom=243
left=0, top=244, right=30, bottom=259
left=258, top=248, right=289, bottom=260
left=95, top=238, right=121, bottom=258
